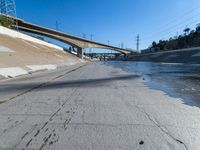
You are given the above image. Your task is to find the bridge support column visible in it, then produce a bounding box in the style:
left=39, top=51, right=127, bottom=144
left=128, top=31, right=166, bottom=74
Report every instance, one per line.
left=124, top=54, right=127, bottom=60
left=77, top=47, right=84, bottom=59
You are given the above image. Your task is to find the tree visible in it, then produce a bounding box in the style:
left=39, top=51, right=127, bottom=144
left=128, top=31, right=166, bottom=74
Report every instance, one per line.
left=184, top=27, right=190, bottom=35
left=196, top=23, right=200, bottom=34
left=158, top=40, right=166, bottom=50
left=0, top=15, right=13, bottom=28
left=147, top=25, right=200, bottom=53
left=152, top=41, right=157, bottom=48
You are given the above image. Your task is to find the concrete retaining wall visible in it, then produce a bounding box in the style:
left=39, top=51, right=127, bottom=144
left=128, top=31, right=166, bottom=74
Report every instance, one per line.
left=0, top=26, right=85, bottom=79
left=127, top=48, right=200, bottom=64
left=0, top=26, right=64, bottom=51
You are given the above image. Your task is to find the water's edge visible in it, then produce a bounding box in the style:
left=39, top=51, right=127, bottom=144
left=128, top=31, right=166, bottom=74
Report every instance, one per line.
left=106, top=61, right=200, bottom=108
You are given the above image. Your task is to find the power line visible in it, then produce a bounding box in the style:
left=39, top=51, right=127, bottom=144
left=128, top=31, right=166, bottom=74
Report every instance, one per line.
left=142, top=15, right=200, bottom=43
left=156, top=17, right=200, bottom=39
left=143, top=6, right=200, bottom=39
left=158, top=15, right=200, bottom=34
left=142, top=18, right=200, bottom=49
left=139, top=6, right=200, bottom=49
left=142, top=7, right=200, bottom=41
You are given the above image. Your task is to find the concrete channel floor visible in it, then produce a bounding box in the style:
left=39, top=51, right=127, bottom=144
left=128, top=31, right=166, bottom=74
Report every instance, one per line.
left=0, top=62, right=199, bottom=150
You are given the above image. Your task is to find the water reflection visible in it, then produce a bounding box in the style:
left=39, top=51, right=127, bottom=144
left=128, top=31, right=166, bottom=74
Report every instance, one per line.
left=106, top=61, right=200, bottom=107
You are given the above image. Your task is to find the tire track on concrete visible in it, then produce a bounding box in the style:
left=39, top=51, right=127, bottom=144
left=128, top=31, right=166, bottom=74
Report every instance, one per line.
left=12, top=123, right=38, bottom=149
left=0, top=63, right=88, bottom=149
left=13, top=64, right=89, bottom=149
left=22, top=85, right=82, bottom=149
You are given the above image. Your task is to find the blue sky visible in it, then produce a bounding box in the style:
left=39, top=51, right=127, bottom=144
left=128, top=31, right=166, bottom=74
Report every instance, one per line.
left=16, top=0, right=200, bottom=52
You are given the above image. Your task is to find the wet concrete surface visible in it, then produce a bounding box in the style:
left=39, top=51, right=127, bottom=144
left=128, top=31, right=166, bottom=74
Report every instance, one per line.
left=106, top=61, right=200, bottom=108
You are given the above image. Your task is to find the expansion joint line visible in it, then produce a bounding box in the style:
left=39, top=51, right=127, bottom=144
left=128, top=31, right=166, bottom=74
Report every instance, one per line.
left=135, top=104, right=188, bottom=150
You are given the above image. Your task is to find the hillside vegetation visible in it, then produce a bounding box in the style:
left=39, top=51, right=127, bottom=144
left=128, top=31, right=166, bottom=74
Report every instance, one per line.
left=0, top=15, right=13, bottom=28
left=148, top=24, right=200, bottom=52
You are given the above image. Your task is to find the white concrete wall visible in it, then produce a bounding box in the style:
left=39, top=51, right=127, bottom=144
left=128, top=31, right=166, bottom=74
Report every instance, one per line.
left=0, top=26, right=64, bottom=51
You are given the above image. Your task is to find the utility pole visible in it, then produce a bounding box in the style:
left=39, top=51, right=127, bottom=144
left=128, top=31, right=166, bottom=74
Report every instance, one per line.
left=108, top=40, right=112, bottom=54
left=55, top=21, right=61, bottom=31
left=121, top=42, right=124, bottom=49
left=82, top=33, right=86, bottom=39
left=90, top=34, right=94, bottom=41
left=136, top=34, right=140, bottom=52
left=82, top=33, right=86, bottom=54
left=89, top=34, right=94, bottom=54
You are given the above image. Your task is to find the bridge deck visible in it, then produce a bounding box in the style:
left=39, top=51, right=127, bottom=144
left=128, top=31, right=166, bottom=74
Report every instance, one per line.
left=0, top=14, right=132, bottom=54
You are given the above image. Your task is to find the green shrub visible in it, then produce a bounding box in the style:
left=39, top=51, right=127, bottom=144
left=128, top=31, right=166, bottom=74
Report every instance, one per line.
left=0, top=15, right=13, bottom=28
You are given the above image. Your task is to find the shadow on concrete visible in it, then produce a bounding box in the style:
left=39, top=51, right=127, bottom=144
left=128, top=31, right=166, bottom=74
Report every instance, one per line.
left=0, top=74, right=138, bottom=93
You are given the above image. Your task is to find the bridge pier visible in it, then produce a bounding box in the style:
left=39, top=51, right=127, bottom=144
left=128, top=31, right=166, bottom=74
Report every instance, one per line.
left=77, top=47, right=84, bottom=59
left=124, top=54, right=127, bottom=59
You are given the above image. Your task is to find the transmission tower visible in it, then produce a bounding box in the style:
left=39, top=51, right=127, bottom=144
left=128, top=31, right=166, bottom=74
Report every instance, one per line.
left=0, top=0, right=17, bottom=17
left=0, top=0, right=17, bottom=28
left=136, top=34, right=140, bottom=51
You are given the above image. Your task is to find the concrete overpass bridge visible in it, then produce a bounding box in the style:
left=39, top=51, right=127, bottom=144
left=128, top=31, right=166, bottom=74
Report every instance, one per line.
left=1, top=15, right=132, bottom=59
left=85, top=52, right=121, bottom=59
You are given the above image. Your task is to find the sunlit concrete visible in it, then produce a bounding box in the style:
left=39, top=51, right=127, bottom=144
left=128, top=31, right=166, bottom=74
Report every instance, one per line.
left=0, top=62, right=198, bottom=149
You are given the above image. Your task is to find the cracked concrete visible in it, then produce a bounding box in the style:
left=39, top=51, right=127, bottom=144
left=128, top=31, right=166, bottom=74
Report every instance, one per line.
left=135, top=104, right=188, bottom=150
left=0, top=62, right=199, bottom=149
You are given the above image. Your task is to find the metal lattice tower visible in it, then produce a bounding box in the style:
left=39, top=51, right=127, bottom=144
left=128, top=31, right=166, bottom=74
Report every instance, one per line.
left=0, top=0, right=18, bottom=28
left=0, top=0, right=17, bottom=17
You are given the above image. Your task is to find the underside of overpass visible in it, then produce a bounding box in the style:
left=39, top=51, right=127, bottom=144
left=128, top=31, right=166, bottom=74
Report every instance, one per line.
left=0, top=15, right=133, bottom=59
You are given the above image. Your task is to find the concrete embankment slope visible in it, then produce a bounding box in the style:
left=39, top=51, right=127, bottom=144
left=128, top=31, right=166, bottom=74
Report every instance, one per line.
left=127, top=47, right=200, bottom=64
left=0, top=25, right=84, bottom=79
